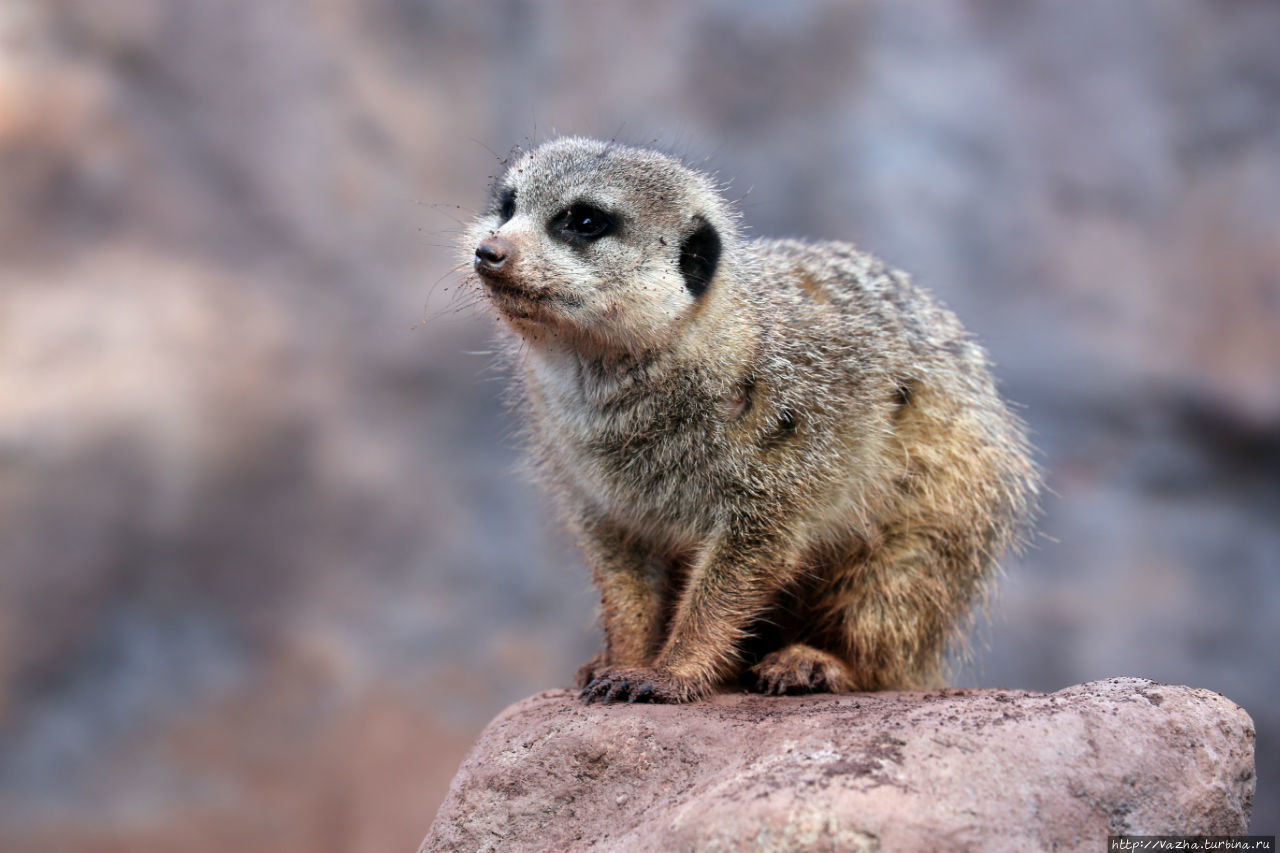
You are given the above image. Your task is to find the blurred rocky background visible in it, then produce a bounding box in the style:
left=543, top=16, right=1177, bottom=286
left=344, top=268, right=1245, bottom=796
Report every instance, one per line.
left=0, top=1, right=1276, bottom=849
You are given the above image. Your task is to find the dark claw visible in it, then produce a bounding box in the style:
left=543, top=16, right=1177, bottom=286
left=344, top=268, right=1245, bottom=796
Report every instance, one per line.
left=580, top=672, right=672, bottom=705
left=629, top=682, right=655, bottom=703
left=578, top=677, right=600, bottom=702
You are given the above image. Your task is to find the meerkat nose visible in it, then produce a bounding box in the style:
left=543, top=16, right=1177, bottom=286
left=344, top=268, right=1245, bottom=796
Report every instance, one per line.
left=475, top=238, right=513, bottom=272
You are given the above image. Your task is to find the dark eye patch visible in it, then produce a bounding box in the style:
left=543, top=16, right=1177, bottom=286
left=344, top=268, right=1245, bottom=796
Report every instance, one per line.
left=493, top=187, right=516, bottom=224
left=551, top=202, right=617, bottom=244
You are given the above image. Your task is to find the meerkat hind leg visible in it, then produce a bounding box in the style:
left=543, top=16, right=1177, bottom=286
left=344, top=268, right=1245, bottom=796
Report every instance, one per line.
left=750, top=643, right=857, bottom=695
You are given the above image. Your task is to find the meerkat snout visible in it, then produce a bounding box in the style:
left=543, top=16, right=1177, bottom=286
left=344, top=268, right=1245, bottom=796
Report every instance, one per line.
left=474, top=236, right=513, bottom=273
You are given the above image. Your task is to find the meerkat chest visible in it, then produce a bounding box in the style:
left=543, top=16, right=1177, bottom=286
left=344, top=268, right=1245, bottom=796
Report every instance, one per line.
left=528, top=365, right=728, bottom=538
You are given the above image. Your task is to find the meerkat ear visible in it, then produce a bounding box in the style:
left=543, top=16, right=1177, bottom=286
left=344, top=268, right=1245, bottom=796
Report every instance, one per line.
left=679, top=218, right=721, bottom=298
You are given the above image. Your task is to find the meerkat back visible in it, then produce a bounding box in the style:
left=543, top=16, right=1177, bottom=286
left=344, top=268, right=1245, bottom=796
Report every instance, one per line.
left=466, top=138, right=1039, bottom=704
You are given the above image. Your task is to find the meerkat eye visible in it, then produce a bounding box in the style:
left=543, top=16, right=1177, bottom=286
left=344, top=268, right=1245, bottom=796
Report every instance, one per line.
left=494, top=188, right=516, bottom=225
left=553, top=203, right=617, bottom=243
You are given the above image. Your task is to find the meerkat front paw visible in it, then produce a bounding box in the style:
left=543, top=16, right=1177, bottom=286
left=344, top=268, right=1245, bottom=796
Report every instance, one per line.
left=577, top=667, right=702, bottom=704
left=751, top=643, right=857, bottom=695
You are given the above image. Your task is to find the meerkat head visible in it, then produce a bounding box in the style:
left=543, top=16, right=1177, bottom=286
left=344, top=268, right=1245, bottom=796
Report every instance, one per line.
left=467, top=138, right=738, bottom=354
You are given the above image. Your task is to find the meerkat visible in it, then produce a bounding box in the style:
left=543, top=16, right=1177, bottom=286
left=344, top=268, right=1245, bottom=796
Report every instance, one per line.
left=465, top=137, right=1039, bottom=704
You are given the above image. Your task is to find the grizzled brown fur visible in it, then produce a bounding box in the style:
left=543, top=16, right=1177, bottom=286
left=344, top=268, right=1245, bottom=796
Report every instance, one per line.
left=465, top=138, right=1039, bottom=704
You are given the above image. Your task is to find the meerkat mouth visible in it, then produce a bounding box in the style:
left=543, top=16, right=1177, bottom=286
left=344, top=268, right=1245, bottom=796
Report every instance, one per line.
left=484, top=282, right=560, bottom=319
left=480, top=275, right=580, bottom=317
left=484, top=278, right=550, bottom=303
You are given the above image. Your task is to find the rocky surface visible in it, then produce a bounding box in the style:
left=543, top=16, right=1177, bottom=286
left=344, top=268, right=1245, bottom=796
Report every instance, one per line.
left=421, top=678, right=1255, bottom=853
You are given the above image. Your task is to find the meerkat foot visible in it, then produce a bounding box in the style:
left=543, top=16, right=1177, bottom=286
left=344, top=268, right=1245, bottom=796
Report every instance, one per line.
left=578, top=667, right=702, bottom=705
left=751, top=643, right=856, bottom=695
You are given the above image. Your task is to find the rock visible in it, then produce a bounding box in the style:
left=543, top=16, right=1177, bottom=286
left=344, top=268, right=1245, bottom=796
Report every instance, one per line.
left=420, top=678, right=1254, bottom=853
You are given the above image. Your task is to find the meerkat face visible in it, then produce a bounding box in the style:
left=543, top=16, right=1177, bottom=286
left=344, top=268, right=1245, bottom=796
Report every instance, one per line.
left=468, top=138, right=733, bottom=353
